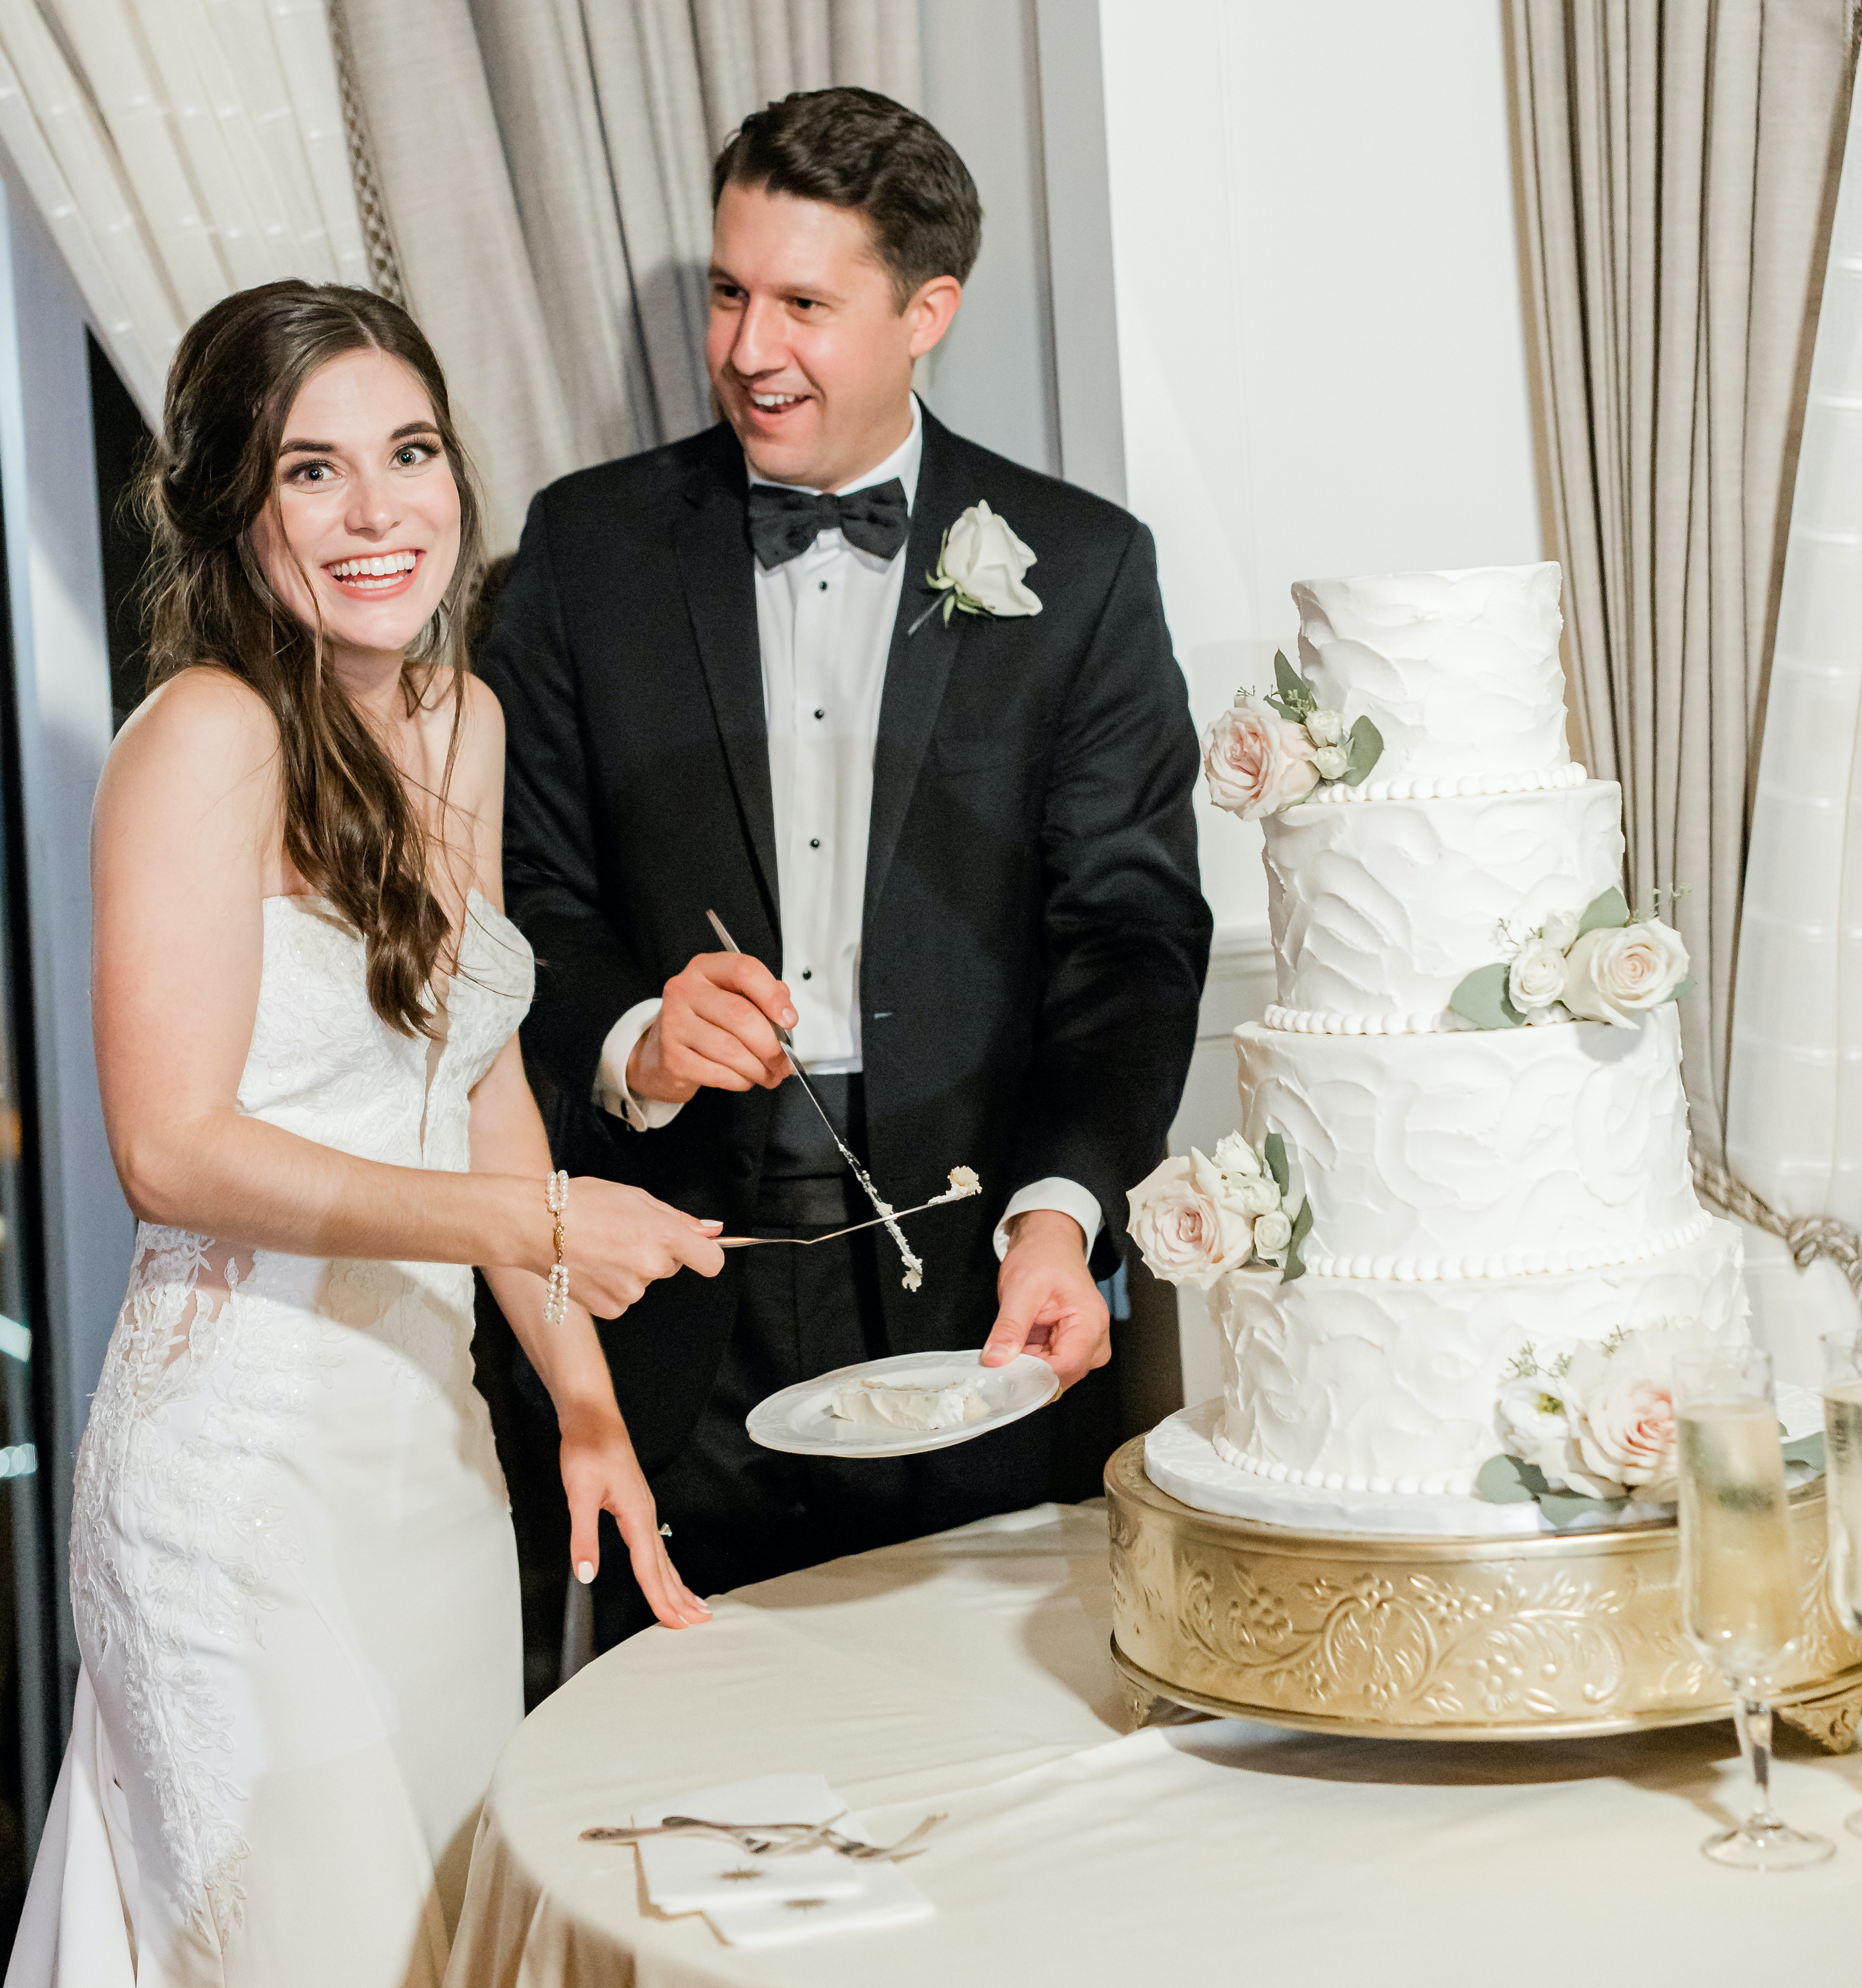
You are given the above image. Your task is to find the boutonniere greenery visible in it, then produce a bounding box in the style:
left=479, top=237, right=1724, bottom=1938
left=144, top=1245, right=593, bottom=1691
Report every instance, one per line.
left=908, top=499, right=1043, bottom=634
left=1449, top=887, right=1693, bottom=1031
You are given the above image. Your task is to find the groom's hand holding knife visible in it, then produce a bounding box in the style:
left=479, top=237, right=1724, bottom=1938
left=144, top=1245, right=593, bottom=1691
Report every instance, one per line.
left=626, top=952, right=798, bottom=1104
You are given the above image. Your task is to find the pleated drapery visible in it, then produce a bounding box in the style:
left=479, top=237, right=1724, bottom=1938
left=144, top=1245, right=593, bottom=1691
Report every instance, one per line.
left=0, top=0, right=368, bottom=421
left=1505, top=0, right=1855, bottom=1164
left=1723, top=75, right=1862, bottom=1353
left=338, top=0, right=922, bottom=550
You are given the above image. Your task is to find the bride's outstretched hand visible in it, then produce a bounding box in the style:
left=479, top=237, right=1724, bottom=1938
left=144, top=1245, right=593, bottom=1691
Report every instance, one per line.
left=563, top=1178, right=725, bottom=1318
left=560, top=1407, right=711, bottom=1631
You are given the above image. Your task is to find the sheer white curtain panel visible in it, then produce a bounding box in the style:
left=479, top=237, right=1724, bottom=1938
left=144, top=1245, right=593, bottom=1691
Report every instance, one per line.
left=339, top=0, right=921, bottom=551
left=1505, top=0, right=1854, bottom=1164
left=1725, top=76, right=1862, bottom=1361
left=0, top=0, right=368, bottom=422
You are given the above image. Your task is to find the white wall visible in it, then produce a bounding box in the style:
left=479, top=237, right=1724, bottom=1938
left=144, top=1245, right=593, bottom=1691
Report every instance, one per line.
left=1096, top=0, right=1546, bottom=1404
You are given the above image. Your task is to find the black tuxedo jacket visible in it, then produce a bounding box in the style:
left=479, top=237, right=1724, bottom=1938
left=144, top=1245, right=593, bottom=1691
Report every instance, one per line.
left=481, top=407, right=1210, bottom=1475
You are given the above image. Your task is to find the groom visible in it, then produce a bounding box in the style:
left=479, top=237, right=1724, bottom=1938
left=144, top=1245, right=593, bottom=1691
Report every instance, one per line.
left=483, top=87, right=1209, bottom=1646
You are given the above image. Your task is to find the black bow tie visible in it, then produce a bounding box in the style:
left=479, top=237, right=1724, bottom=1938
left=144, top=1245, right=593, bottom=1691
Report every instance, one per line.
left=746, top=478, right=910, bottom=569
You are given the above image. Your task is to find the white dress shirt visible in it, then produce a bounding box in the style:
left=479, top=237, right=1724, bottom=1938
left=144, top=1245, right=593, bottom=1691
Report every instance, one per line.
left=595, top=397, right=1101, bottom=1258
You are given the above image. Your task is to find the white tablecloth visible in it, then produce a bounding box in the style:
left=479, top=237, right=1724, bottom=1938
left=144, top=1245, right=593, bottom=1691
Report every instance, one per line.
left=448, top=1501, right=1862, bottom=1986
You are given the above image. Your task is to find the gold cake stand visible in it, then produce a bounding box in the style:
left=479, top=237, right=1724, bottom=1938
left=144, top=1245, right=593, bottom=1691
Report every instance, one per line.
left=1104, top=1436, right=1862, bottom=1749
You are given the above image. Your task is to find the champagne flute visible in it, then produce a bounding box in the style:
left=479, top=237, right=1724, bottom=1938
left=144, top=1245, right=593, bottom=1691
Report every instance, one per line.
left=1673, top=1347, right=1834, bottom=1870
left=1821, top=1328, right=1862, bottom=1837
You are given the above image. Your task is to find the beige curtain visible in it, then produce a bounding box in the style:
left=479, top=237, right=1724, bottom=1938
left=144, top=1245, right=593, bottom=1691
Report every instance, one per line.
left=0, top=0, right=368, bottom=420
left=1505, top=0, right=1855, bottom=1164
left=338, top=0, right=921, bottom=551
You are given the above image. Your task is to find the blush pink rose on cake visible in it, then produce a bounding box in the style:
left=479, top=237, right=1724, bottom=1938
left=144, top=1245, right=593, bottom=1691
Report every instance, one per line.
left=1560, top=1329, right=1692, bottom=1499
left=1202, top=695, right=1319, bottom=820
left=1126, top=1149, right=1260, bottom=1290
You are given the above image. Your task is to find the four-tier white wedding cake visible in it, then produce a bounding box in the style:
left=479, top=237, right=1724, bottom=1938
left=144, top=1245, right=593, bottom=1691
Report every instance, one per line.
left=1136, top=562, right=1749, bottom=1537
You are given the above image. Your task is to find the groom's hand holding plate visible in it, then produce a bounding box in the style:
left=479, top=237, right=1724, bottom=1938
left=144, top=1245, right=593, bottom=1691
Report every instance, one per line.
left=983, top=1208, right=1112, bottom=1392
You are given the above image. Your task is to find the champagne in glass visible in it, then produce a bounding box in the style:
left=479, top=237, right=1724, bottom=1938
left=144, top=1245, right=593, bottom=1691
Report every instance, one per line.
left=1821, top=1330, right=1862, bottom=1835
left=1673, top=1348, right=1833, bottom=1871
left=1678, top=1402, right=1801, bottom=1679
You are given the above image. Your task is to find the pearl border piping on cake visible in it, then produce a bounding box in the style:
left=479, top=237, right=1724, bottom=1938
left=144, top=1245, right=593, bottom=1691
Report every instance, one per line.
left=1265, top=1003, right=1476, bottom=1036
left=1211, top=1420, right=1477, bottom=1497
left=1300, top=1210, right=1713, bottom=1281
left=1299, top=761, right=1589, bottom=807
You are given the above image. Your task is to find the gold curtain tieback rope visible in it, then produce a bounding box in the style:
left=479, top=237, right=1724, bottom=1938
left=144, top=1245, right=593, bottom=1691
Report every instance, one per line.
left=1692, top=1150, right=1862, bottom=1296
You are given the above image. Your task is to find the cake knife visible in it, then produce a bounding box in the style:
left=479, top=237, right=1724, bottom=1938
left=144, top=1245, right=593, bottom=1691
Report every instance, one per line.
left=703, top=909, right=889, bottom=1211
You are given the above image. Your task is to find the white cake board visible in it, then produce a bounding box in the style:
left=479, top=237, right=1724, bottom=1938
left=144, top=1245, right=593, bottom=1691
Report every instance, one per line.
left=1145, top=1395, right=1825, bottom=1541
left=1146, top=1400, right=1589, bottom=1539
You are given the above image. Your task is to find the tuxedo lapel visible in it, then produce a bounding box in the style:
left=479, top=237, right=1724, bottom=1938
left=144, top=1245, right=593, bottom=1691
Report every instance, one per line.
left=672, top=451, right=781, bottom=932
left=864, top=412, right=969, bottom=928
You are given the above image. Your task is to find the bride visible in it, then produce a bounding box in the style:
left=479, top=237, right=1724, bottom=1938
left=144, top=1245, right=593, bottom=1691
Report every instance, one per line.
left=7, top=280, right=722, bottom=1987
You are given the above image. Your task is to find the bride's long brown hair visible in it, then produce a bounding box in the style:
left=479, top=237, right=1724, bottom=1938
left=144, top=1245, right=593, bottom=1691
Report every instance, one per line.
left=139, top=280, right=486, bottom=1037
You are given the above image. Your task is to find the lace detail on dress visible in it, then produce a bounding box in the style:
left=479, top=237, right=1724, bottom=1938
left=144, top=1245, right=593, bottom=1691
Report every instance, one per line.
left=69, top=892, right=533, bottom=1946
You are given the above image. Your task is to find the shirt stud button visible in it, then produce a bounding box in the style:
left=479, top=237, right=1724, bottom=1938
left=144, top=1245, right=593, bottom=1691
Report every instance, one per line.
left=810, top=837, right=821, bottom=849
left=818, top=580, right=829, bottom=591
left=813, top=708, right=825, bottom=720
left=801, top=969, right=813, bottom=980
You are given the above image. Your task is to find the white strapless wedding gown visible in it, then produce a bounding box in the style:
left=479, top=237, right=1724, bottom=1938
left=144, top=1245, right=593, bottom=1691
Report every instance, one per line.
left=8, top=893, right=533, bottom=1987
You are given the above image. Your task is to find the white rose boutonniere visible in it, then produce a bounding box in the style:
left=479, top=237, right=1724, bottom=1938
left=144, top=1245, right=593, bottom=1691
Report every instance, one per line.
left=912, top=499, right=1042, bottom=632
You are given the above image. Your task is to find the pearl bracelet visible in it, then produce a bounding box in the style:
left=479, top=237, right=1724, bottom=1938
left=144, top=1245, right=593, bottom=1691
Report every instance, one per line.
left=544, top=1169, right=570, bottom=1326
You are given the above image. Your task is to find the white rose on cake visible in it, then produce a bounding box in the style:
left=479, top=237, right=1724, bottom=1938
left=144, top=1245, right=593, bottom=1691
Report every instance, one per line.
left=1496, top=1376, right=1602, bottom=1494
left=1211, top=1131, right=1261, bottom=1180
left=1204, top=696, right=1319, bottom=819
left=1311, top=745, right=1349, bottom=781
left=1540, top=910, right=1581, bottom=951
left=1126, top=1149, right=1259, bottom=1289
left=1507, top=937, right=1569, bottom=1018
left=1252, top=1208, right=1293, bottom=1256
left=1305, top=707, right=1346, bottom=747
left=1231, top=1175, right=1282, bottom=1217
left=1560, top=920, right=1689, bottom=1027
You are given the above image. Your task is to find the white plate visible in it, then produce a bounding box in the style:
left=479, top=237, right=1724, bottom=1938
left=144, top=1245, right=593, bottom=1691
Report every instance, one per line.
left=745, top=1349, right=1060, bottom=1458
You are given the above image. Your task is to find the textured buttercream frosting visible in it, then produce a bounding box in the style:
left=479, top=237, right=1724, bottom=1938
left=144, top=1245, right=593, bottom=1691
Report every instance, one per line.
left=1293, top=563, right=1568, bottom=785
left=1264, top=781, right=1626, bottom=1027
left=1233, top=1006, right=1699, bottom=1274
left=1214, top=1219, right=1747, bottom=1493
left=1160, top=557, right=1754, bottom=1532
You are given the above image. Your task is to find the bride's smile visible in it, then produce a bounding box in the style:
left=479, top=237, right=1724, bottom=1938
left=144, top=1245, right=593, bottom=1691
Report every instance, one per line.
left=251, top=345, right=461, bottom=693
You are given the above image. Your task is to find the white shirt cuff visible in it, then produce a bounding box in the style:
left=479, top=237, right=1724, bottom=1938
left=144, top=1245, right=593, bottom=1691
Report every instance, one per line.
left=595, top=999, right=685, bottom=1132
left=992, top=1178, right=1104, bottom=1262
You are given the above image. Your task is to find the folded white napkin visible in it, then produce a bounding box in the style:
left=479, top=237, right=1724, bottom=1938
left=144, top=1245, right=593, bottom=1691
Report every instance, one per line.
left=705, top=1858, right=934, bottom=1950
left=632, top=1773, right=863, bottom=1914
left=631, top=1772, right=934, bottom=1946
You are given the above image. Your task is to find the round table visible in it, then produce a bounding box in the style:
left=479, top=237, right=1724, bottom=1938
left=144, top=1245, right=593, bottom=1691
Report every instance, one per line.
left=447, top=1501, right=1862, bottom=1986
